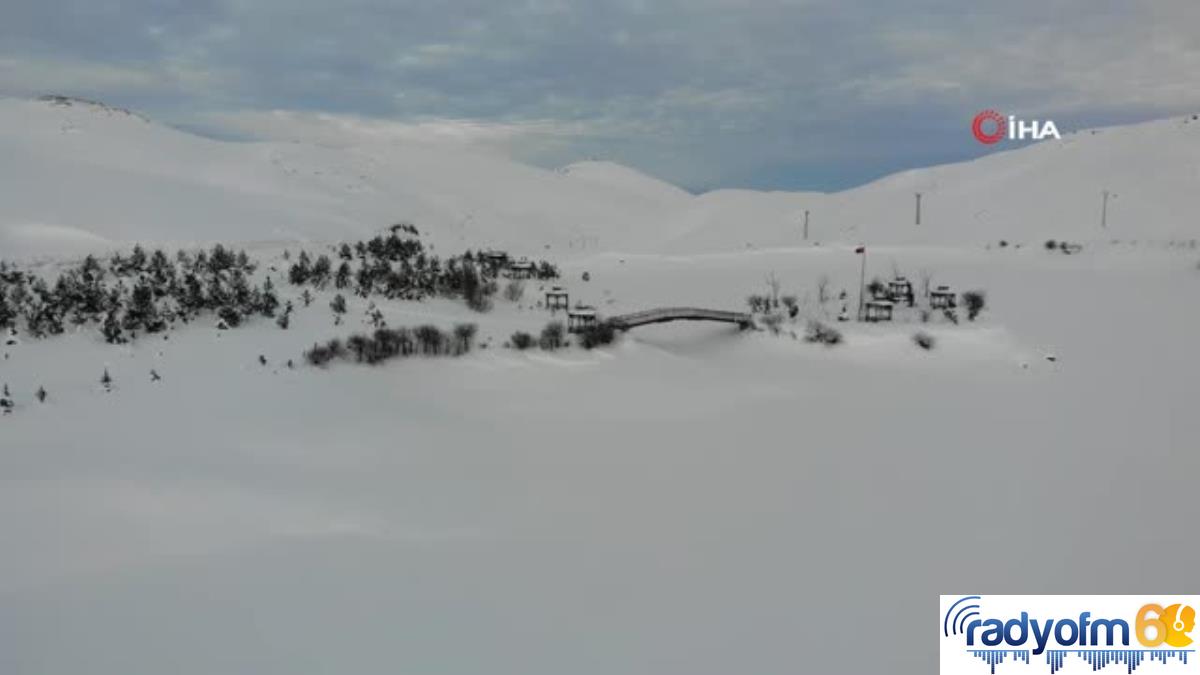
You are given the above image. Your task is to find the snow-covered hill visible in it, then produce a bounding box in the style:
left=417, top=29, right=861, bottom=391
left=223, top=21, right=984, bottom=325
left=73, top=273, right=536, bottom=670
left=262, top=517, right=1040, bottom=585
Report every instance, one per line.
left=3, top=96, right=1198, bottom=259
left=0, top=98, right=688, bottom=258
left=3, top=95, right=1200, bottom=675
left=668, top=115, right=1200, bottom=251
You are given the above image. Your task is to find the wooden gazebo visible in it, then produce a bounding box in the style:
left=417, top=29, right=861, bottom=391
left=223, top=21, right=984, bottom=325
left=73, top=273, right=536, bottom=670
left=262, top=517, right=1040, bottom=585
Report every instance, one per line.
left=889, top=277, right=914, bottom=306
left=481, top=250, right=509, bottom=272
left=545, top=287, right=569, bottom=312
left=864, top=300, right=894, bottom=323
left=508, top=259, right=536, bottom=280
left=930, top=285, right=956, bottom=309
left=567, top=306, right=598, bottom=333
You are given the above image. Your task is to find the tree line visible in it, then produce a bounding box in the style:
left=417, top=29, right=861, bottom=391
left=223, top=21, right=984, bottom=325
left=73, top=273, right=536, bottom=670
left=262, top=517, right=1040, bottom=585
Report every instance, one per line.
left=0, top=244, right=275, bottom=343
left=284, top=229, right=559, bottom=313
left=0, top=228, right=562, bottom=344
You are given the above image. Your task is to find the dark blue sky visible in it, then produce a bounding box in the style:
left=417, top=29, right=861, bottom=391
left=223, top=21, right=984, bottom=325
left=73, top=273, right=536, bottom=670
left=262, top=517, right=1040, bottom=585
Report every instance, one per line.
left=2, top=0, right=1198, bottom=192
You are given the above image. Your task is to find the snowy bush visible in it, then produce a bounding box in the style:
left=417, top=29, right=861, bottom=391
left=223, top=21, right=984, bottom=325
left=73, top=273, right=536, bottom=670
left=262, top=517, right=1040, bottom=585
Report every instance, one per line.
left=536, top=261, right=560, bottom=280
left=746, top=294, right=770, bottom=313
left=304, top=340, right=340, bottom=367
left=961, top=290, right=986, bottom=321
left=347, top=334, right=370, bottom=362
left=325, top=338, right=345, bottom=360
left=453, top=323, right=478, bottom=354
left=414, top=325, right=447, bottom=355
left=578, top=321, right=618, bottom=350
left=465, top=286, right=494, bottom=313
left=913, top=331, right=936, bottom=351
left=539, top=321, right=565, bottom=350
left=510, top=331, right=535, bottom=350
left=760, top=312, right=784, bottom=335
left=217, top=306, right=242, bottom=329
left=804, top=320, right=842, bottom=346
left=305, top=324, right=467, bottom=368
left=781, top=295, right=799, bottom=318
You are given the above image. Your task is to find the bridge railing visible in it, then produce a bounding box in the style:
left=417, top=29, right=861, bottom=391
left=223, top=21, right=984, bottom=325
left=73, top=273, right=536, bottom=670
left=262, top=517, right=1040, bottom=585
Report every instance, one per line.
left=609, top=307, right=753, bottom=329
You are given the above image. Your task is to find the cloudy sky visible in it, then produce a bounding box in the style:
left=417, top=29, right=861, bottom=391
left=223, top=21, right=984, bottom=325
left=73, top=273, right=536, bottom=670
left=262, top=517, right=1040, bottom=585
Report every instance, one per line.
left=3, top=0, right=1199, bottom=191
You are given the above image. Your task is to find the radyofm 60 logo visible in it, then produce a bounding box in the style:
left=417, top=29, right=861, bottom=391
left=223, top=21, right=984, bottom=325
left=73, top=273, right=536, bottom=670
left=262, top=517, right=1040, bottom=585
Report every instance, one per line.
left=940, top=596, right=1197, bottom=674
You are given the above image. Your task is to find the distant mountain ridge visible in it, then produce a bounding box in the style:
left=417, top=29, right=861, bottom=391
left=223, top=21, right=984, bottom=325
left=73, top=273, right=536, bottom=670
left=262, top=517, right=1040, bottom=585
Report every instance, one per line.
left=2, top=96, right=1197, bottom=258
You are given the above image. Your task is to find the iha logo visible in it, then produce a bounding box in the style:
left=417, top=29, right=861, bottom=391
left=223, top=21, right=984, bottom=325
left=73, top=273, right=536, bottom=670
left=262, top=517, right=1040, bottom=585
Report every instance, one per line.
left=940, top=596, right=1198, bottom=674
left=971, top=110, right=1061, bottom=145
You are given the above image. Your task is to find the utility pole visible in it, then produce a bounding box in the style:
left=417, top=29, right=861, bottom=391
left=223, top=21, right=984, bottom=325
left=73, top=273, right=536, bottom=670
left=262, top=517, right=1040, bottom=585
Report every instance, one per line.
left=855, top=246, right=867, bottom=321
left=803, top=210, right=810, bottom=241
left=915, top=192, right=923, bottom=226
left=1101, top=190, right=1110, bottom=229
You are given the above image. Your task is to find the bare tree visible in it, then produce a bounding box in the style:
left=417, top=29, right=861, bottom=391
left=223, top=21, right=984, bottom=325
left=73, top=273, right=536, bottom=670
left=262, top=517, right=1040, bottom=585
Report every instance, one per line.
left=816, top=275, right=831, bottom=305
left=918, top=269, right=933, bottom=299
left=765, top=272, right=781, bottom=310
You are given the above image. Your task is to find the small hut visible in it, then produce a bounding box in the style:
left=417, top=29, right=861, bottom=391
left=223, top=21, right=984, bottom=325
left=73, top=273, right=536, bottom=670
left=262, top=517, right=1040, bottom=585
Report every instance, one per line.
left=508, top=259, right=536, bottom=280
left=567, top=306, right=598, bottom=333
left=864, top=300, right=894, bottom=323
left=888, top=277, right=915, bottom=306
left=481, top=250, right=509, bottom=271
left=545, top=287, right=569, bottom=312
left=930, top=285, right=956, bottom=309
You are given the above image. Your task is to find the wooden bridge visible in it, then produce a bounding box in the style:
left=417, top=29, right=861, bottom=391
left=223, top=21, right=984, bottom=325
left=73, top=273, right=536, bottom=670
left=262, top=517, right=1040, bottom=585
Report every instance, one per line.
left=608, top=307, right=754, bottom=331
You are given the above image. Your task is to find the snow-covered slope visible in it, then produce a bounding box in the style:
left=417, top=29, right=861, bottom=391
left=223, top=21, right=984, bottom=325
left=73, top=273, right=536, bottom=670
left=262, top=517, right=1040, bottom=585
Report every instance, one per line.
left=668, top=115, right=1200, bottom=251
left=557, top=160, right=692, bottom=205
left=3, top=97, right=1200, bottom=675
left=2, top=243, right=1198, bottom=675
left=4, top=97, right=1198, bottom=261
left=0, top=98, right=690, bottom=258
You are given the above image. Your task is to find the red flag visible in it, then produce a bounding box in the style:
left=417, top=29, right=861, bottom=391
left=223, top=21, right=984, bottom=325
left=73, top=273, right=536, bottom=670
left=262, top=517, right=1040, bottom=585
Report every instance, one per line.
left=855, top=246, right=866, bottom=254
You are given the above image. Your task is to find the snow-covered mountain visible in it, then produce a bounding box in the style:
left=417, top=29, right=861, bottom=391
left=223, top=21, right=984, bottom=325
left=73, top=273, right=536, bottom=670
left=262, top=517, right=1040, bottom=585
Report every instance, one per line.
left=668, top=114, right=1200, bottom=251
left=0, top=97, right=689, bottom=257
left=3, top=96, right=1198, bottom=259
left=3, top=96, right=1200, bottom=675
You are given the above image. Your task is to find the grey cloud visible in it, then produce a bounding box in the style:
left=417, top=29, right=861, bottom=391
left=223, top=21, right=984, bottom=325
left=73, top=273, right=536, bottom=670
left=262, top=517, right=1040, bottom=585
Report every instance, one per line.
left=1, top=0, right=1198, bottom=190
